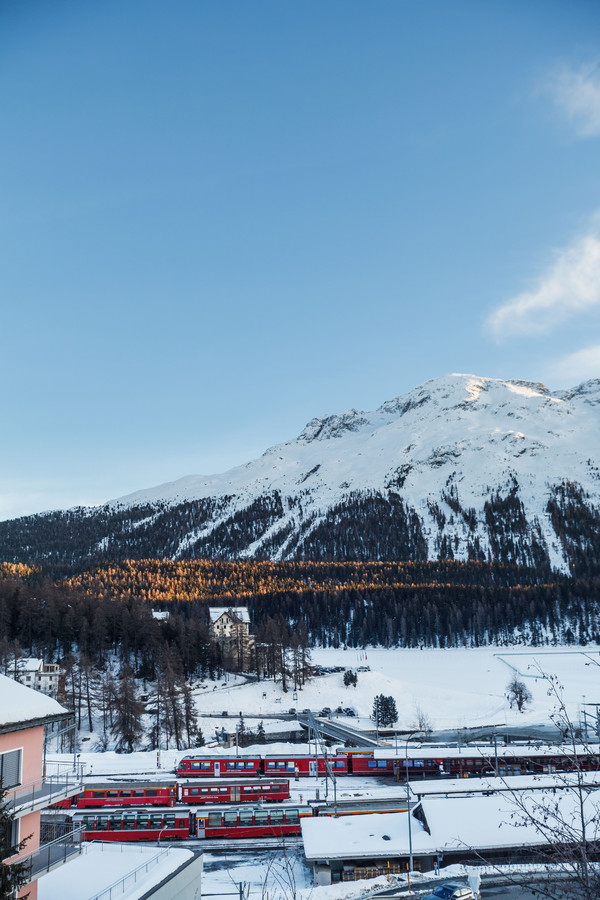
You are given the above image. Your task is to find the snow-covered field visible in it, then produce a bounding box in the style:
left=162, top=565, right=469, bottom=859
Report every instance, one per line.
left=40, top=646, right=600, bottom=900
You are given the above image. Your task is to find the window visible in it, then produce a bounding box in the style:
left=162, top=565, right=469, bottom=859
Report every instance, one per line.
left=236, top=762, right=245, bottom=769
left=201, top=762, right=211, bottom=770
left=223, top=811, right=238, bottom=828
left=254, top=811, right=268, bottom=826
left=219, top=787, right=227, bottom=794
left=106, top=791, right=119, bottom=798
left=0, top=749, right=22, bottom=789
left=266, top=761, right=275, bottom=769
left=109, top=816, right=122, bottom=830
left=208, top=813, right=222, bottom=828
left=270, top=811, right=284, bottom=825
left=226, top=762, right=236, bottom=769
left=191, top=761, right=200, bottom=769
left=164, top=816, right=175, bottom=828
left=150, top=815, right=163, bottom=829
left=368, top=760, right=377, bottom=768
left=146, top=790, right=157, bottom=797
left=92, top=791, right=105, bottom=799
left=238, top=810, right=254, bottom=826
left=96, top=817, right=108, bottom=830
left=133, top=790, right=144, bottom=797
left=285, top=810, right=299, bottom=824
left=122, top=816, right=136, bottom=830
left=189, top=788, right=199, bottom=796
left=120, top=790, right=131, bottom=798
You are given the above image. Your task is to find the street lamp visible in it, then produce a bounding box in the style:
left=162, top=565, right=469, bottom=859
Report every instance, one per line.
left=404, top=731, right=423, bottom=891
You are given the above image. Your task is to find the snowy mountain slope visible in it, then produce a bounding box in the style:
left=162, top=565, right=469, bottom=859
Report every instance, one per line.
left=2, top=374, right=600, bottom=571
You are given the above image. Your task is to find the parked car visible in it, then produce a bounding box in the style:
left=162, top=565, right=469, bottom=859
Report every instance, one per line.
left=423, top=885, right=474, bottom=900
left=288, top=708, right=296, bottom=715
left=343, top=707, right=356, bottom=716
left=319, top=707, right=332, bottom=717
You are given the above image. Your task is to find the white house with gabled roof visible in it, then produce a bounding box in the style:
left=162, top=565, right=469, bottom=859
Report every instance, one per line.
left=208, top=607, right=254, bottom=669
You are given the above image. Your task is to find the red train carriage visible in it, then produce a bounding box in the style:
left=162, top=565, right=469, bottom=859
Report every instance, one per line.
left=74, top=809, right=190, bottom=842
left=180, top=779, right=289, bottom=804
left=264, top=755, right=348, bottom=776
left=177, top=756, right=261, bottom=777
left=73, top=783, right=177, bottom=808
left=195, top=806, right=301, bottom=839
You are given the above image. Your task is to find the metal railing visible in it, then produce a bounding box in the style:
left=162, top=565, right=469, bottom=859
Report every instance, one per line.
left=85, top=844, right=173, bottom=900
left=20, top=825, right=84, bottom=880
left=5, top=768, right=82, bottom=815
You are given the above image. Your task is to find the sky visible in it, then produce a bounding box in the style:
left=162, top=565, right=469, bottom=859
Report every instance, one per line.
left=2, top=0, right=600, bottom=520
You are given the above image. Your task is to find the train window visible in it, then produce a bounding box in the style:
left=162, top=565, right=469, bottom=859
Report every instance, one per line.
left=189, top=788, right=199, bottom=796
left=164, top=816, right=175, bottom=828
left=254, top=811, right=268, bottom=826
left=367, top=761, right=377, bottom=768
left=236, top=762, right=245, bottom=769
left=150, top=815, right=163, bottom=829
left=246, top=762, right=256, bottom=768
left=378, top=761, right=388, bottom=768
left=413, top=761, right=424, bottom=767
left=146, top=790, right=157, bottom=797
left=191, top=762, right=201, bottom=769
left=334, top=761, right=345, bottom=768
left=107, top=791, right=119, bottom=798
left=223, top=812, right=238, bottom=828
left=108, top=816, right=121, bottom=829
left=210, top=788, right=218, bottom=794
left=285, top=810, right=299, bottom=824
left=92, top=791, right=105, bottom=798
left=286, top=762, right=294, bottom=770
left=96, top=816, right=108, bottom=829
left=238, top=810, right=253, bottom=826
left=200, top=788, right=209, bottom=794
left=120, top=790, right=132, bottom=797
left=133, top=790, right=145, bottom=797
left=201, top=762, right=211, bottom=769
left=266, top=762, right=276, bottom=769
left=208, top=813, right=222, bottom=828
left=267, top=785, right=275, bottom=792
left=277, top=762, right=286, bottom=769
left=122, top=816, right=136, bottom=830
left=81, top=816, right=95, bottom=829
left=219, top=788, right=227, bottom=794
left=270, top=811, right=284, bottom=825
left=226, top=762, right=236, bottom=769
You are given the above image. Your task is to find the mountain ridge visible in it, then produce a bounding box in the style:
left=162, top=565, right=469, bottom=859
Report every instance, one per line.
left=2, top=373, right=600, bottom=573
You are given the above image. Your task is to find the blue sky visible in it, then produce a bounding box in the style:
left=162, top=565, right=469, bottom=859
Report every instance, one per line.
left=2, top=0, right=600, bottom=519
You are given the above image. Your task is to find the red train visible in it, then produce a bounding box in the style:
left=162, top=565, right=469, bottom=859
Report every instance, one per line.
left=73, top=798, right=409, bottom=842
left=55, top=779, right=290, bottom=809
left=177, top=745, right=600, bottom=780
left=176, top=754, right=348, bottom=778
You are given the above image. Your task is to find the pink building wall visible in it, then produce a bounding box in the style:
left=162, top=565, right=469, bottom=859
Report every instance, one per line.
left=1, top=725, right=43, bottom=900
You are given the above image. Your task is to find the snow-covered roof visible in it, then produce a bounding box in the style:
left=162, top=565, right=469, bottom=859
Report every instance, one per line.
left=301, top=790, right=600, bottom=860
left=373, top=743, right=592, bottom=761
left=209, top=606, right=250, bottom=624
left=15, top=657, right=43, bottom=673
left=0, top=673, right=69, bottom=731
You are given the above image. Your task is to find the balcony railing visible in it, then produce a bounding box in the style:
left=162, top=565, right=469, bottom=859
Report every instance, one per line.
left=20, top=825, right=84, bottom=881
left=5, top=768, right=82, bottom=816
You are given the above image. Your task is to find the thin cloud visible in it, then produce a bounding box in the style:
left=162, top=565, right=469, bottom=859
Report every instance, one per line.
left=550, top=344, right=600, bottom=385
left=487, top=232, right=600, bottom=337
left=546, top=62, right=600, bottom=137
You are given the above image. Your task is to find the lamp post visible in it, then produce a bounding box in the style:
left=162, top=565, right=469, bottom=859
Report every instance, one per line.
left=404, top=730, right=423, bottom=891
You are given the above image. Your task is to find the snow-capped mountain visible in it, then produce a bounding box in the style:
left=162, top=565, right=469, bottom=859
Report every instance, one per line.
left=3, top=374, right=600, bottom=572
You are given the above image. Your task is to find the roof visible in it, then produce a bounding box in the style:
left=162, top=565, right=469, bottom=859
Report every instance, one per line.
left=14, top=657, right=43, bottom=673
left=0, top=673, right=69, bottom=732
left=301, top=790, right=600, bottom=861
left=209, top=606, right=250, bottom=624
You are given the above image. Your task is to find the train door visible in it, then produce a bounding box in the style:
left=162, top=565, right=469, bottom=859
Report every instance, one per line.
left=196, top=814, right=205, bottom=838
left=214, top=762, right=221, bottom=777
left=309, top=760, right=317, bottom=777
left=231, top=786, right=240, bottom=802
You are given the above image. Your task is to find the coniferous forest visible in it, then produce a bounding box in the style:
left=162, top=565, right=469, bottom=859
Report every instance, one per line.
left=2, top=560, right=600, bottom=681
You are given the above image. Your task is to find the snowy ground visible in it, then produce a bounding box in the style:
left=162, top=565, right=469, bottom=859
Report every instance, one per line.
left=40, top=646, right=600, bottom=900
left=47, top=646, right=600, bottom=772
